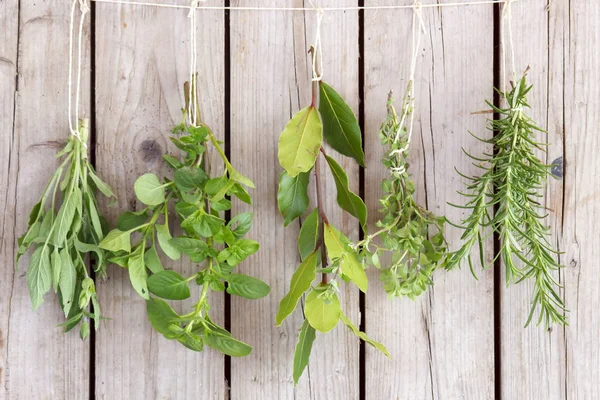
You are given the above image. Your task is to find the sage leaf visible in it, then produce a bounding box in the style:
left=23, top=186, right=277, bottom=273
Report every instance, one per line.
left=27, top=246, right=52, bottom=310
left=128, top=248, right=149, bottom=299
left=324, top=155, right=367, bottom=230
left=340, top=312, right=390, bottom=359
left=305, top=287, right=341, bottom=333
left=293, top=319, right=317, bottom=385
left=225, top=274, right=270, bottom=299
left=276, top=249, right=319, bottom=326
left=277, top=170, right=310, bottom=226
left=156, top=223, right=181, bottom=260
left=298, top=208, right=319, bottom=261
left=134, top=173, right=166, bottom=206
left=204, top=332, right=252, bottom=357
left=147, top=270, right=191, bottom=300
left=318, top=81, right=365, bottom=166
left=146, top=297, right=180, bottom=336
left=99, top=229, right=132, bottom=253
left=278, top=105, right=322, bottom=177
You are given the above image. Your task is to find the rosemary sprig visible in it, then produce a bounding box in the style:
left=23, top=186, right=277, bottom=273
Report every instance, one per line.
left=355, top=88, right=448, bottom=299
left=447, top=76, right=566, bottom=327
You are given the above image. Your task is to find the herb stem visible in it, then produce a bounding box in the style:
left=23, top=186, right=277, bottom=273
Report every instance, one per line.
left=314, top=153, right=329, bottom=284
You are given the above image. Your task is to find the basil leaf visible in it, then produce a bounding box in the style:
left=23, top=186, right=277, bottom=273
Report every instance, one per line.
left=227, top=165, right=255, bottom=189
left=318, top=81, right=365, bottom=166
left=181, top=210, right=224, bottom=238
left=276, top=249, right=319, bottom=325
left=225, top=274, right=270, bottom=299
left=340, top=312, right=390, bottom=358
left=156, top=223, right=181, bottom=260
left=204, top=331, right=252, bottom=357
left=227, top=212, right=253, bottom=239
left=147, top=270, right=191, bottom=300
left=231, top=183, right=252, bottom=205
left=128, top=248, right=149, bottom=299
left=146, top=297, right=180, bottom=336
left=169, top=237, right=208, bottom=255
left=304, top=288, right=341, bottom=333
left=277, top=170, right=310, bottom=227
left=217, top=239, right=259, bottom=267
left=99, top=229, right=132, bottom=253
left=324, top=155, right=367, bottom=231
left=117, top=209, right=149, bottom=231
left=134, top=173, right=166, bottom=206
left=298, top=208, right=319, bottom=260
left=174, top=166, right=208, bottom=192
left=278, top=105, right=322, bottom=177
left=293, top=319, right=316, bottom=385
left=27, top=246, right=52, bottom=310
left=144, top=245, right=164, bottom=273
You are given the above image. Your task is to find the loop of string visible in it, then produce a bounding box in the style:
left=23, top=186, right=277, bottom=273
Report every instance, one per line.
left=393, top=0, right=425, bottom=161
left=501, top=0, right=517, bottom=89
left=309, top=1, right=324, bottom=82
left=68, top=0, right=90, bottom=146
left=187, top=0, right=204, bottom=126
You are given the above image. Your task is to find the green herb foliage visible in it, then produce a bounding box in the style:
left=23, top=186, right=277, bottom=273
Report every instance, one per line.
left=355, top=90, right=448, bottom=299
left=101, top=81, right=269, bottom=355
left=447, top=76, right=566, bottom=327
left=17, top=119, right=115, bottom=338
left=277, top=49, right=388, bottom=384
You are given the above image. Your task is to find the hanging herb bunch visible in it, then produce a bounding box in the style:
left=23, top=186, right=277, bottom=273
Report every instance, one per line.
left=16, top=119, right=116, bottom=339
left=446, top=71, right=566, bottom=327
left=353, top=87, right=449, bottom=299
left=276, top=45, right=389, bottom=384
left=100, top=78, right=270, bottom=355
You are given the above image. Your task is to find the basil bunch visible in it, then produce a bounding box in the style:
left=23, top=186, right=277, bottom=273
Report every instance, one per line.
left=277, top=70, right=389, bottom=383
left=17, top=119, right=115, bottom=339
left=100, top=90, right=269, bottom=356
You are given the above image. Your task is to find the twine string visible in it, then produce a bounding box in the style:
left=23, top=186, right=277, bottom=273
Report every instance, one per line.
left=502, top=0, right=517, bottom=89
left=68, top=0, right=90, bottom=146
left=188, top=0, right=204, bottom=126
left=310, top=1, right=324, bottom=82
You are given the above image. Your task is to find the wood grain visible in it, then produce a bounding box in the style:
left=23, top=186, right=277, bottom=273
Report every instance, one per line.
left=229, top=1, right=360, bottom=398
left=3, top=0, right=91, bottom=398
left=364, top=1, right=495, bottom=398
left=93, top=3, right=226, bottom=398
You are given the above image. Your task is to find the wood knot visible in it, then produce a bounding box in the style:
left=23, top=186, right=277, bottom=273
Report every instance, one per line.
left=139, top=139, right=163, bottom=163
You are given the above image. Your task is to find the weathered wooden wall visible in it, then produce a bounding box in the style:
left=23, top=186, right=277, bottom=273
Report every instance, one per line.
left=1, top=0, right=598, bottom=399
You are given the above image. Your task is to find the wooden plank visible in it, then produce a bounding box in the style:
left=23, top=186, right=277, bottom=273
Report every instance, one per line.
left=3, top=0, right=91, bottom=397
left=499, top=1, right=565, bottom=398
left=0, top=0, right=20, bottom=395
left=560, top=1, right=600, bottom=398
left=229, top=1, right=359, bottom=398
left=364, top=1, right=495, bottom=398
left=94, top=3, right=226, bottom=398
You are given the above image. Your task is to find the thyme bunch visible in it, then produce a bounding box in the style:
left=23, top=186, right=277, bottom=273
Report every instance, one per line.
left=447, top=76, right=566, bottom=327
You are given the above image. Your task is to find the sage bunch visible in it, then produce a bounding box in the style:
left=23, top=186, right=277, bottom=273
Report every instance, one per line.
left=100, top=82, right=269, bottom=355
left=16, top=119, right=115, bottom=338
left=447, top=76, right=566, bottom=327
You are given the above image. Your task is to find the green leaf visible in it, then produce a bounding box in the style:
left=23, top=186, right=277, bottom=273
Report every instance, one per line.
left=225, top=274, right=270, bottom=299
left=162, top=154, right=183, bottom=169
left=156, top=223, right=181, bottom=260
left=298, top=208, right=319, bottom=260
left=304, top=287, right=340, bottom=333
left=278, top=105, right=322, bottom=177
left=58, top=247, right=76, bottom=317
left=323, top=223, right=347, bottom=260
left=147, top=270, right=191, bottom=300
left=340, top=313, right=390, bottom=358
left=89, top=168, right=116, bottom=198
left=227, top=165, right=255, bottom=189
left=227, top=212, right=253, bottom=239
left=182, top=211, right=224, bottom=238
left=74, top=239, right=104, bottom=271
left=134, top=173, right=166, bottom=206
left=144, top=245, right=164, bottom=274
left=277, top=170, right=310, bottom=226
left=174, top=166, right=208, bottom=192
left=128, top=248, right=149, bottom=299
left=319, top=81, right=365, bottom=166
left=324, top=155, right=367, bottom=230
left=51, top=247, right=61, bottom=292
left=27, top=246, right=52, bottom=310
left=276, top=250, right=319, bottom=326
left=169, top=237, right=208, bottom=255
left=204, top=331, right=252, bottom=357
left=217, top=239, right=260, bottom=267
left=52, top=189, right=79, bottom=245
left=146, top=297, right=180, bottom=336
left=231, top=183, right=252, bottom=205
left=99, top=229, right=132, bottom=253
left=293, top=319, right=316, bottom=385
left=117, top=209, right=149, bottom=231
left=340, top=252, right=368, bottom=293
left=80, top=320, right=90, bottom=340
